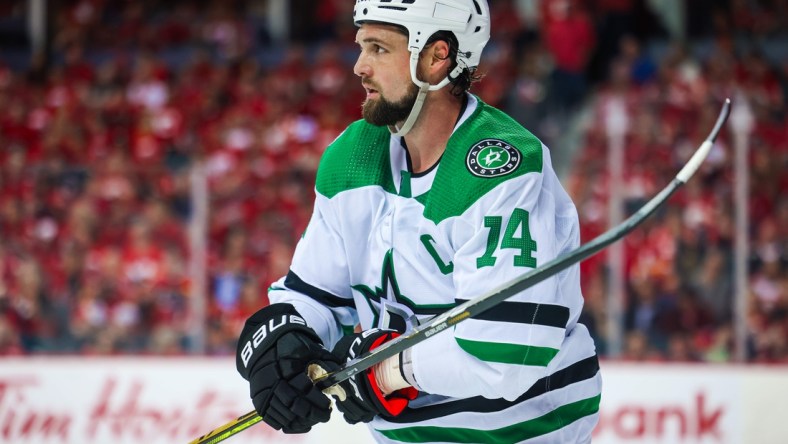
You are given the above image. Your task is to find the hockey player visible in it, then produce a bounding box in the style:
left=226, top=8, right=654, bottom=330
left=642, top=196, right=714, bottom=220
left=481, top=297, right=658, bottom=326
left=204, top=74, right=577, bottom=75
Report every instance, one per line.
left=235, top=0, right=602, bottom=442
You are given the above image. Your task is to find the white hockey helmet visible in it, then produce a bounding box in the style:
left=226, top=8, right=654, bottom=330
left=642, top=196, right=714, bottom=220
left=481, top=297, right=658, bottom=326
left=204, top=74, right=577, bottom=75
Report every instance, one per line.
left=354, top=0, right=491, bottom=88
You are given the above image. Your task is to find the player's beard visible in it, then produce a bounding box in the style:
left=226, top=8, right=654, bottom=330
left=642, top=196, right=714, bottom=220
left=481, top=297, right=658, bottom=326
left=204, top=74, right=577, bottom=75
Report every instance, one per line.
left=361, top=81, right=419, bottom=127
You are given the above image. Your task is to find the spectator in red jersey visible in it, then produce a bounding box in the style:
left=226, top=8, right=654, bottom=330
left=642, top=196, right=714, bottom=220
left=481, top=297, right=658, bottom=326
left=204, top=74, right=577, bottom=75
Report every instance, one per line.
left=542, top=0, right=596, bottom=111
left=121, top=217, right=165, bottom=291
left=61, top=43, right=94, bottom=85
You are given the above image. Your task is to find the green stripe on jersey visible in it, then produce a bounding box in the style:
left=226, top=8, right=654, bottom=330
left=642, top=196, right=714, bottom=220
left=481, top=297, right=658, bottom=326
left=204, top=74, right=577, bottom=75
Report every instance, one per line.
left=455, top=338, right=558, bottom=366
left=378, top=394, right=601, bottom=443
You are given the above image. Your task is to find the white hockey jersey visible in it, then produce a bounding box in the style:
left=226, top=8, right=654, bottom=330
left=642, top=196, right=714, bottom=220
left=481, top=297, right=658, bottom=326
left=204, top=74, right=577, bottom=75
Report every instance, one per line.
left=269, top=95, right=601, bottom=443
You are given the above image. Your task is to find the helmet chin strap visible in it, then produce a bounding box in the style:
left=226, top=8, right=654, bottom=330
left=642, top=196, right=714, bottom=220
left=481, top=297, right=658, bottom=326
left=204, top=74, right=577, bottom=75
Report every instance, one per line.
left=388, top=51, right=465, bottom=137
left=388, top=81, right=429, bottom=137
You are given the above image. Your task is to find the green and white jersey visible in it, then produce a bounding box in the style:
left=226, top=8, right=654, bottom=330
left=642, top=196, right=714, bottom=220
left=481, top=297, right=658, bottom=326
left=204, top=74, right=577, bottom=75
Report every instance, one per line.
left=269, top=95, right=601, bottom=443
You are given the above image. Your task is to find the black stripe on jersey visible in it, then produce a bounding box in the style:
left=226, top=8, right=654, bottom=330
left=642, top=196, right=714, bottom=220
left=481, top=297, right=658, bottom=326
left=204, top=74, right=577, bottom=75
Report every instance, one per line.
left=284, top=270, right=355, bottom=308
left=387, top=354, right=599, bottom=423
left=455, top=299, right=569, bottom=329
left=406, top=303, right=454, bottom=316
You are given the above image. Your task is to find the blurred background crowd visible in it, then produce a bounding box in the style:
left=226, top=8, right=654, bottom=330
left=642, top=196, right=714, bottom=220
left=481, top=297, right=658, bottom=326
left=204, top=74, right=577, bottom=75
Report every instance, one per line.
left=0, top=0, right=786, bottom=362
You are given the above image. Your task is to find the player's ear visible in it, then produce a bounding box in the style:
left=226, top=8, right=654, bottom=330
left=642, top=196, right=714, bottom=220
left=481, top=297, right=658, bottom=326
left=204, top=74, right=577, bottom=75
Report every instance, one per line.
left=429, top=40, right=450, bottom=65
left=420, top=40, right=452, bottom=81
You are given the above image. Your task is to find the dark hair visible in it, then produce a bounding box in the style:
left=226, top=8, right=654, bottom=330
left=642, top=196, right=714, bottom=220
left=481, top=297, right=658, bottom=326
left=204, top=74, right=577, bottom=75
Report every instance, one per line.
left=425, top=31, right=483, bottom=96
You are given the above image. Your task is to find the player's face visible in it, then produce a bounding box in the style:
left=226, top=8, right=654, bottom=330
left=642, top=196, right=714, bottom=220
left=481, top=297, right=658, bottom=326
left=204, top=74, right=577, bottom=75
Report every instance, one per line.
left=354, top=24, right=419, bottom=126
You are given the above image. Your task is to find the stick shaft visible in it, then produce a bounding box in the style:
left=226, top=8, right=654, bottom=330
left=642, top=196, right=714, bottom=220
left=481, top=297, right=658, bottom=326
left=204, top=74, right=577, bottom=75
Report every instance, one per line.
left=188, top=412, right=262, bottom=444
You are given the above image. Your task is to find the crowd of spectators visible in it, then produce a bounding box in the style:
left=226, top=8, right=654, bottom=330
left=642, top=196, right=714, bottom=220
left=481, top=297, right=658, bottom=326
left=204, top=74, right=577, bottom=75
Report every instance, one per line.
left=0, top=0, right=786, bottom=362
left=567, top=18, right=787, bottom=361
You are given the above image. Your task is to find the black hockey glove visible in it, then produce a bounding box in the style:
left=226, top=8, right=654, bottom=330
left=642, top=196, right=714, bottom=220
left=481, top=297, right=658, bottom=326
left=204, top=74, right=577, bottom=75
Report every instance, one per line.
left=236, top=303, right=341, bottom=433
left=327, top=329, right=418, bottom=424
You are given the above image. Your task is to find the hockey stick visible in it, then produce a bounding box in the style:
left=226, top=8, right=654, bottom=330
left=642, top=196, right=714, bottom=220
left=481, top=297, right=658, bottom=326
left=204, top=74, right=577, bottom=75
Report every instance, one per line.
left=189, top=98, right=731, bottom=444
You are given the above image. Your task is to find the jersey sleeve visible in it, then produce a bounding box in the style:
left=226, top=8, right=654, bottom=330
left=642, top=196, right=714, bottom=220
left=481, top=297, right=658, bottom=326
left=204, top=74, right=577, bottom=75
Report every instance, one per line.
left=410, top=146, right=586, bottom=401
left=268, top=193, right=358, bottom=349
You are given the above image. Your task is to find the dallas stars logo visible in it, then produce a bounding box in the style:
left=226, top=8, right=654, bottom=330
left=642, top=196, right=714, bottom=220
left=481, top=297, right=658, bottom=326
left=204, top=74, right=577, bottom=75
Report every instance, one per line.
left=466, top=139, right=521, bottom=178
left=352, top=250, right=417, bottom=333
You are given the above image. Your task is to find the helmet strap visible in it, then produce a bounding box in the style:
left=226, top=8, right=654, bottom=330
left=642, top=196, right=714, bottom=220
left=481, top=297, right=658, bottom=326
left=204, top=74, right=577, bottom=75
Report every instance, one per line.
left=388, top=51, right=463, bottom=137
left=389, top=82, right=429, bottom=137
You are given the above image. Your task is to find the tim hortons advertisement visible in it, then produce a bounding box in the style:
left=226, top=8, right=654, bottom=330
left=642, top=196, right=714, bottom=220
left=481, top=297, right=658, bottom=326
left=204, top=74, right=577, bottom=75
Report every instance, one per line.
left=0, top=358, right=786, bottom=444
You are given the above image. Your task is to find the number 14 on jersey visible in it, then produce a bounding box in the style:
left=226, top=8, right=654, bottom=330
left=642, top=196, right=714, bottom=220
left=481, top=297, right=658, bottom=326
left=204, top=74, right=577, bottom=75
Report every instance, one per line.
left=477, top=208, right=537, bottom=269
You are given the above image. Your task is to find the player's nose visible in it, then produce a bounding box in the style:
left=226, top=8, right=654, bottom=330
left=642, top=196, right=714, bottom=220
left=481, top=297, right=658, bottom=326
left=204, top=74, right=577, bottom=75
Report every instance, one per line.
left=354, top=53, right=371, bottom=78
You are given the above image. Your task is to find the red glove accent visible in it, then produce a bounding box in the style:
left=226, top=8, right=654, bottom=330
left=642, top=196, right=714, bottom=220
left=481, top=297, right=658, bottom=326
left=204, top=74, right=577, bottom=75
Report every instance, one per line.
left=365, top=333, right=418, bottom=416
left=330, top=328, right=419, bottom=423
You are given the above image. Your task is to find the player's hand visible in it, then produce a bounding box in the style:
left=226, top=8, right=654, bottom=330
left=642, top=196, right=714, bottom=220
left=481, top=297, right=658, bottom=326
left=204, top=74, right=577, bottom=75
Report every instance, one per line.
left=235, top=303, right=340, bottom=433
left=326, top=329, right=418, bottom=424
